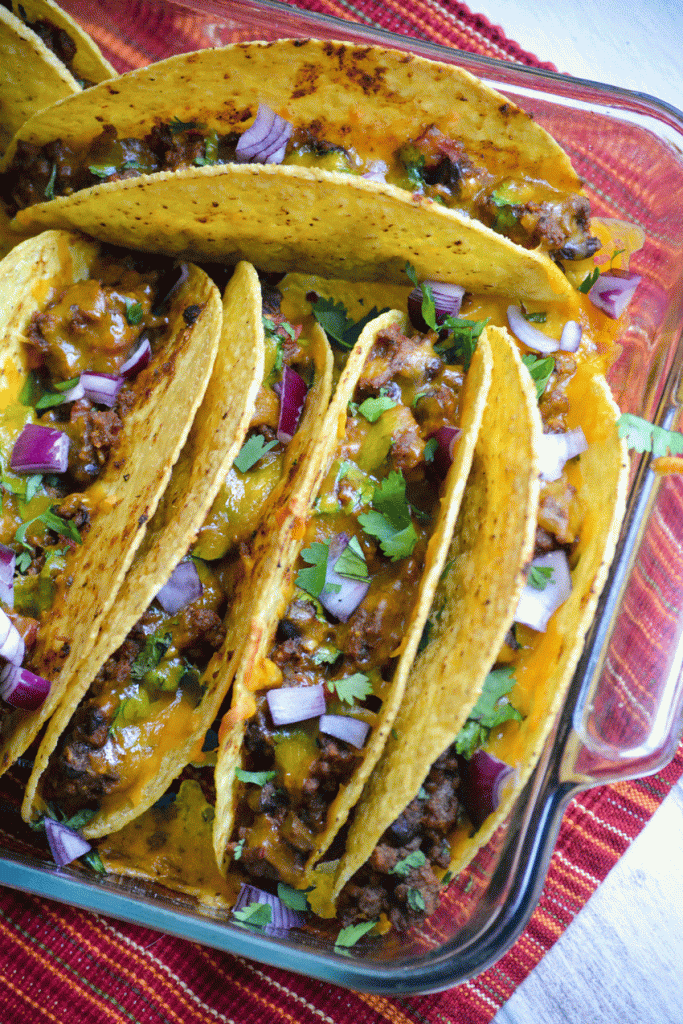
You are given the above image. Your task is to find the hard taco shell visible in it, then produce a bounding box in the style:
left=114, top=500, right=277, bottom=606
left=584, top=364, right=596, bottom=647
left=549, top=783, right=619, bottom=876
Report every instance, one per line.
left=0, top=229, right=222, bottom=774
left=3, top=40, right=578, bottom=301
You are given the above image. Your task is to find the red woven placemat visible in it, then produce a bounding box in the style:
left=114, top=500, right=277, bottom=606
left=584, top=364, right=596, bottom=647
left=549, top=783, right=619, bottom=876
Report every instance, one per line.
left=2, top=1, right=682, bottom=1021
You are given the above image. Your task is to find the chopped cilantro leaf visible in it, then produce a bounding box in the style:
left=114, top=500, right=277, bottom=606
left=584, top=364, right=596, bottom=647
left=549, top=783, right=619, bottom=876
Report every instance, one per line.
left=195, top=131, right=218, bottom=166
left=521, top=354, right=555, bottom=401
left=35, top=375, right=81, bottom=410
left=578, top=267, right=600, bottom=293
left=88, top=164, right=118, bottom=179
left=15, top=550, right=32, bottom=573
left=44, top=163, right=57, bottom=200
left=277, top=883, right=311, bottom=912
left=81, top=849, right=106, bottom=874
left=313, top=645, right=341, bottom=666
left=15, top=510, right=81, bottom=548
left=233, top=902, right=272, bottom=928
left=18, top=370, right=43, bottom=407
left=169, top=116, right=203, bottom=134
left=528, top=565, right=554, bottom=590
left=24, top=474, right=42, bottom=502
left=233, top=838, right=245, bottom=861
left=490, top=189, right=519, bottom=234
left=358, top=471, right=417, bottom=561
left=295, top=541, right=330, bottom=600
left=130, top=633, right=172, bottom=681
left=233, top=434, right=278, bottom=473
left=335, top=920, right=377, bottom=948
left=455, top=667, right=522, bottom=759
left=398, top=144, right=426, bottom=190
left=521, top=306, right=547, bottom=323
left=311, top=296, right=389, bottom=351
left=357, top=392, right=398, bottom=423
left=391, top=849, right=426, bottom=877
left=442, top=870, right=453, bottom=885
left=326, top=673, right=372, bottom=705
left=423, top=437, right=438, bottom=463
left=359, top=512, right=417, bottom=561
left=407, top=888, right=426, bottom=912
left=405, top=262, right=487, bottom=370
left=124, top=299, right=144, bottom=325
left=334, top=535, right=368, bottom=581
left=434, top=318, right=489, bottom=372
left=617, top=413, right=683, bottom=457
left=235, top=768, right=277, bottom=786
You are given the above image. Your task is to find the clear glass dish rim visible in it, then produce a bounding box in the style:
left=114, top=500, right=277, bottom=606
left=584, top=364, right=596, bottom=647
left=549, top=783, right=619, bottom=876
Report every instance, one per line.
left=2, top=0, right=683, bottom=996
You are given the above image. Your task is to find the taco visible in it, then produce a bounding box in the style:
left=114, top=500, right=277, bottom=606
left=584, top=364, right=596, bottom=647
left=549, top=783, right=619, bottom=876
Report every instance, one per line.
left=0, top=0, right=114, bottom=154
left=22, top=261, right=333, bottom=838
left=0, top=40, right=597, bottom=300
left=323, top=305, right=628, bottom=931
left=0, top=228, right=222, bottom=774
left=211, top=295, right=493, bottom=893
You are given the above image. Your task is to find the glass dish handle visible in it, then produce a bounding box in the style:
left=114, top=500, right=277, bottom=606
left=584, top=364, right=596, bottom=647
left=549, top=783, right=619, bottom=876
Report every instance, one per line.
left=559, top=469, right=683, bottom=787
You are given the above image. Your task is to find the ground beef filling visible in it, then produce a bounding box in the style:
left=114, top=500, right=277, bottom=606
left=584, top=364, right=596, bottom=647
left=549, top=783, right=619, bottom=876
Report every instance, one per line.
left=2, top=117, right=598, bottom=260
left=337, top=745, right=463, bottom=931
left=41, top=597, right=226, bottom=818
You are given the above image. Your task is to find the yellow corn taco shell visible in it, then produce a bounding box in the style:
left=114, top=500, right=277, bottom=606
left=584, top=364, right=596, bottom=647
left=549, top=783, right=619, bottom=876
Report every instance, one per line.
left=0, top=1, right=114, bottom=156
left=446, top=365, right=628, bottom=878
left=331, top=326, right=541, bottom=901
left=330, top=329, right=628, bottom=914
left=1, top=40, right=584, bottom=301
left=21, top=260, right=265, bottom=830
left=23, top=261, right=333, bottom=838
left=0, top=229, right=222, bottom=773
left=212, top=307, right=493, bottom=888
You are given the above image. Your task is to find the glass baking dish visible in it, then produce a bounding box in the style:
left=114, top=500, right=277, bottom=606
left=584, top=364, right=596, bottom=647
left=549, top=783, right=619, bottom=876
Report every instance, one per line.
left=2, top=0, right=683, bottom=996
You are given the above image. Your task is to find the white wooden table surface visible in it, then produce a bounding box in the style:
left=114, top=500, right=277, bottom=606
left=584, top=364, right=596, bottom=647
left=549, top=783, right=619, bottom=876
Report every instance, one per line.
left=467, top=3, right=683, bottom=1021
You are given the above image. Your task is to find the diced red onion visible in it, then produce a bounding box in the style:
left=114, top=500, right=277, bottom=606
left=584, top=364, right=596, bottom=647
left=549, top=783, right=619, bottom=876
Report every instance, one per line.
left=81, top=371, right=123, bottom=408
left=507, top=305, right=560, bottom=354
left=266, top=683, right=326, bottom=726
left=121, top=335, right=152, bottom=379
left=235, top=104, right=293, bottom=165
left=408, top=280, right=465, bottom=332
left=459, top=750, right=514, bottom=829
left=10, top=424, right=69, bottom=474
left=233, top=883, right=305, bottom=934
left=0, top=610, right=24, bottom=665
left=362, top=161, right=387, bottom=182
left=319, top=714, right=370, bottom=749
left=44, top=816, right=91, bottom=868
left=588, top=269, right=641, bottom=319
left=515, top=550, right=572, bottom=632
left=319, top=534, right=370, bottom=623
left=277, top=365, right=308, bottom=444
left=429, top=425, right=462, bottom=478
left=155, top=559, right=203, bottom=615
left=0, top=664, right=51, bottom=710
left=559, top=320, right=582, bottom=352
left=538, top=428, right=588, bottom=482
left=0, top=545, right=15, bottom=608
